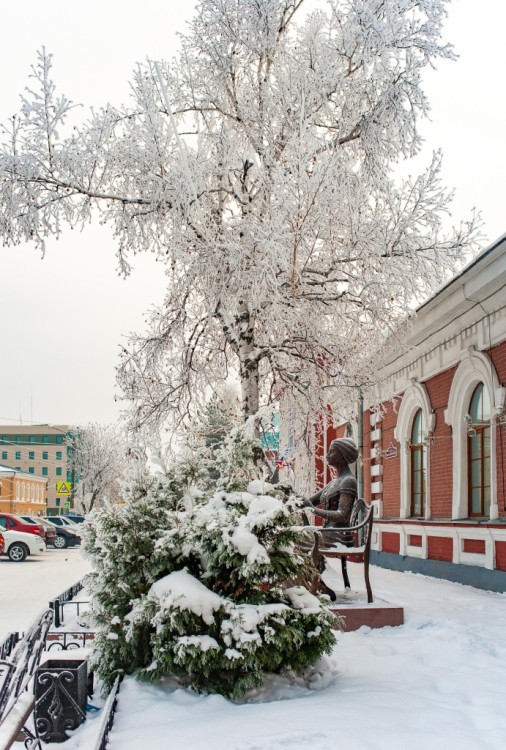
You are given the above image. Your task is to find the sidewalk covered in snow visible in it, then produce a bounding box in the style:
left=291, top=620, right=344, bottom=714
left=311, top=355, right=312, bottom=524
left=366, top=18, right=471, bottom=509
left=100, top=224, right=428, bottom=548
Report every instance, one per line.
left=62, top=562, right=506, bottom=750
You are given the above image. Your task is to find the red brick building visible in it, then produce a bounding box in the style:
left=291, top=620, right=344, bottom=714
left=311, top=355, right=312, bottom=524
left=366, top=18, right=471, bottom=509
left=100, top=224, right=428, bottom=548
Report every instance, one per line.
left=296, top=235, right=506, bottom=591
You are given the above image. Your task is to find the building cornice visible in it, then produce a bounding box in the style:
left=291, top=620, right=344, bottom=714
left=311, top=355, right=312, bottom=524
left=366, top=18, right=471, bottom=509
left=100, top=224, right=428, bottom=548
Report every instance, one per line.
left=367, top=237, right=506, bottom=405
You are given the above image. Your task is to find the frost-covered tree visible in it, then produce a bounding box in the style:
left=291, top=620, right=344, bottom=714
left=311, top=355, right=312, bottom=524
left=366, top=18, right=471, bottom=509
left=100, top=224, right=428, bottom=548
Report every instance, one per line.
left=196, top=387, right=240, bottom=451
left=192, top=386, right=241, bottom=478
left=0, top=0, right=479, bottom=431
left=69, top=423, right=126, bottom=513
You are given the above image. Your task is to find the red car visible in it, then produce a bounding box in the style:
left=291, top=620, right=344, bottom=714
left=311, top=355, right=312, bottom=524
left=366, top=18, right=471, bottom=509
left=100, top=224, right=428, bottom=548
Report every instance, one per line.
left=0, top=513, right=47, bottom=544
left=19, top=516, right=58, bottom=547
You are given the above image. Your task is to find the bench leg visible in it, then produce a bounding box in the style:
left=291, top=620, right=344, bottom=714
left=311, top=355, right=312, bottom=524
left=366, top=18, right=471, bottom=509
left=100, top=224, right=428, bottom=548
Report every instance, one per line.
left=364, top=556, right=373, bottom=603
left=341, top=557, right=351, bottom=590
left=319, top=579, right=337, bottom=602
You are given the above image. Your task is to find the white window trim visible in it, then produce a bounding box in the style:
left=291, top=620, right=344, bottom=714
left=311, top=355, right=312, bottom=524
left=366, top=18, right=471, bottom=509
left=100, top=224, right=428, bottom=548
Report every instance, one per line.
left=445, top=348, right=500, bottom=520
left=394, top=380, right=434, bottom=520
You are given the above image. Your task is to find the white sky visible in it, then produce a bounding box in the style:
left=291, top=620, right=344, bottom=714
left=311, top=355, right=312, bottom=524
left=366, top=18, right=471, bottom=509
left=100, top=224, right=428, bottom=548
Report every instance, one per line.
left=0, top=0, right=505, bottom=428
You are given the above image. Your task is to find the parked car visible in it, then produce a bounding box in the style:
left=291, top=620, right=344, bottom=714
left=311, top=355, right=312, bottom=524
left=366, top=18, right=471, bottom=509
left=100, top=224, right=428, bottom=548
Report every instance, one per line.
left=66, top=514, right=85, bottom=524
left=44, top=516, right=82, bottom=532
left=19, top=516, right=58, bottom=547
left=43, top=518, right=81, bottom=549
left=1, top=529, right=46, bottom=562
left=0, top=513, right=48, bottom=544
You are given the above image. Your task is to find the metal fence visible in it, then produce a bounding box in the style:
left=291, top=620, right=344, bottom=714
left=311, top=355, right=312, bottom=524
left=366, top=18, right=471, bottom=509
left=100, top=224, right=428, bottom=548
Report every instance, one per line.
left=0, top=634, right=21, bottom=663
left=49, top=579, right=86, bottom=628
left=92, top=675, right=122, bottom=750
left=1, top=577, right=122, bottom=750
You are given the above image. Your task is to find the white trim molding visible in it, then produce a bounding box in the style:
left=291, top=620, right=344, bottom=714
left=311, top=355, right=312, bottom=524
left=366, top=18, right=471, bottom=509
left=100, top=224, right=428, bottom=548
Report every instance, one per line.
left=374, top=521, right=506, bottom=570
left=394, top=380, right=434, bottom=520
left=445, top=349, right=501, bottom=520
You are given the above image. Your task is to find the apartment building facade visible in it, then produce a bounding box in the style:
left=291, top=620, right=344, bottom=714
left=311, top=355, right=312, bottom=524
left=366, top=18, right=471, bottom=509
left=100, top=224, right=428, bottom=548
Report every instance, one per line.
left=0, top=424, right=75, bottom=515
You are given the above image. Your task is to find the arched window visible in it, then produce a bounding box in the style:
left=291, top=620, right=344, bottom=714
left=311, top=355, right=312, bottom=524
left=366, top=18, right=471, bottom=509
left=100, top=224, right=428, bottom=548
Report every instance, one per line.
left=395, top=381, right=433, bottom=519
left=446, top=350, right=500, bottom=519
left=467, top=383, right=491, bottom=517
left=410, top=409, right=426, bottom=517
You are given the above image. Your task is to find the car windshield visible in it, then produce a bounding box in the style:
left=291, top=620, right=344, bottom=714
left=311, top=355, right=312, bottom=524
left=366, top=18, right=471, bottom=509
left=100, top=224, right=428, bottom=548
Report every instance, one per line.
left=45, top=517, right=79, bottom=530
left=12, top=514, right=40, bottom=524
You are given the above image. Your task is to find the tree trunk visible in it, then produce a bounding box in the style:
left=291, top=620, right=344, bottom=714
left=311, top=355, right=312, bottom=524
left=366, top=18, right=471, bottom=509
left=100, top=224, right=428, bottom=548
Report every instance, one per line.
left=237, top=303, right=260, bottom=421
left=240, top=355, right=259, bottom=421
left=88, top=489, right=100, bottom=513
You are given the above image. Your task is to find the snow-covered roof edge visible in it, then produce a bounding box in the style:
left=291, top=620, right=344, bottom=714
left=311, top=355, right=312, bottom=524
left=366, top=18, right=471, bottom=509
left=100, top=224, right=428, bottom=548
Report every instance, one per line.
left=364, top=233, right=506, bottom=406
left=0, top=463, right=48, bottom=482
left=416, top=232, right=506, bottom=314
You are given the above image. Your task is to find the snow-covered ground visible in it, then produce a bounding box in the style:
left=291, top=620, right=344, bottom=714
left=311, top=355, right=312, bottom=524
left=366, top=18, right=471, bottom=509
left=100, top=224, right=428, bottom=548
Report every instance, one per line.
left=36, top=557, right=505, bottom=750
left=0, top=547, right=90, bottom=635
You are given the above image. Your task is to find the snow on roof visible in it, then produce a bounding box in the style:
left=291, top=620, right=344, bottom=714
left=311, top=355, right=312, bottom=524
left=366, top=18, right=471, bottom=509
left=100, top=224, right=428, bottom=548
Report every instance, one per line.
left=0, top=463, right=47, bottom=481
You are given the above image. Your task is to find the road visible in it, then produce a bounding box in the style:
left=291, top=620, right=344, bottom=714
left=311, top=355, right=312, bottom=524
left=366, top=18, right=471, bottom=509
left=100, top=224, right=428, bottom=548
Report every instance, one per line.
left=0, top=546, right=90, bottom=636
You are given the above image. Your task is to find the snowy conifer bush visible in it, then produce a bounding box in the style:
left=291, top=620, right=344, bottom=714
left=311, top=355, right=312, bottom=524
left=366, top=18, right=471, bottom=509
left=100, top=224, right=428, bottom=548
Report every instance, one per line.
left=85, top=425, right=336, bottom=697
left=83, top=454, right=200, bottom=689
left=123, top=429, right=336, bottom=699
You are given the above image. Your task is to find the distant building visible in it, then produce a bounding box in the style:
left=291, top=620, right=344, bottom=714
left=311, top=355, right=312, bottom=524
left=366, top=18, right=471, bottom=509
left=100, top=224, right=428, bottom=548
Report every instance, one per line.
left=0, top=465, right=47, bottom=516
left=0, top=424, right=76, bottom=515
left=288, top=235, right=506, bottom=591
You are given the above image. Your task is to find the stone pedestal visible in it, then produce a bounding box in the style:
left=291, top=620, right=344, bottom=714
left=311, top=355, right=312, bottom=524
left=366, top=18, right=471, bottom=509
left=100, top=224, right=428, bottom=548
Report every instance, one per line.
left=330, top=591, right=404, bottom=631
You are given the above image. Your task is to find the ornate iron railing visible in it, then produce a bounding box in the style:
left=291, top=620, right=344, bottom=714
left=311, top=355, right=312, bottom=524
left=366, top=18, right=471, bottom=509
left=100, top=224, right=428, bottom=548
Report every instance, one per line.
left=49, top=580, right=86, bottom=628
left=46, top=631, right=95, bottom=651
left=0, top=610, right=54, bottom=724
left=92, top=675, right=122, bottom=750
left=0, top=578, right=125, bottom=750
left=0, top=634, right=20, bottom=663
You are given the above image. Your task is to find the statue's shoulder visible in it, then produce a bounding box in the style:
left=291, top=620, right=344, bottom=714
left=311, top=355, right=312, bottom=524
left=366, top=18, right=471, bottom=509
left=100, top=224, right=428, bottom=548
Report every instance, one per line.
left=338, top=474, right=357, bottom=495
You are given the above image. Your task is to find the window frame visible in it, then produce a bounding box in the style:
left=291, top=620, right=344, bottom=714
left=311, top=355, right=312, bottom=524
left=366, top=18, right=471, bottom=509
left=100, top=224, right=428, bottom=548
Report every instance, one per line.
left=445, top=351, right=500, bottom=520
left=467, top=383, right=491, bottom=518
left=410, top=409, right=427, bottom=518
left=394, top=381, right=434, bottom=520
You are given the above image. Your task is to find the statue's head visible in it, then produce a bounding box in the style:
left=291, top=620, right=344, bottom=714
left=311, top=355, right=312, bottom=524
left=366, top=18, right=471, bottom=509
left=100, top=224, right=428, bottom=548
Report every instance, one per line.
left=326, top=437, right=359, bottom=466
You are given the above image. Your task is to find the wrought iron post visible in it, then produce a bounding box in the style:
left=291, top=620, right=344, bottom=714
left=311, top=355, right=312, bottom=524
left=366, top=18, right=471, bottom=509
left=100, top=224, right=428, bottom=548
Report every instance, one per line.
left=49, top=600, right=61, bottom=629
left=34, top=659, right=87, bottom=743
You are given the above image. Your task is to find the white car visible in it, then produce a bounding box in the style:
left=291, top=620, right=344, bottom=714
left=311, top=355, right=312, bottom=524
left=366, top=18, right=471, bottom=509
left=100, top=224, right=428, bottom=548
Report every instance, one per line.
left=1, top=529, right=46, bottom=562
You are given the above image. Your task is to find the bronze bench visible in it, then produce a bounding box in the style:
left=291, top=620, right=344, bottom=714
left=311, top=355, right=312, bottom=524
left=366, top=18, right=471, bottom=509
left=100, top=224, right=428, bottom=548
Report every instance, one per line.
left=300, top=498, right=374, bottom=603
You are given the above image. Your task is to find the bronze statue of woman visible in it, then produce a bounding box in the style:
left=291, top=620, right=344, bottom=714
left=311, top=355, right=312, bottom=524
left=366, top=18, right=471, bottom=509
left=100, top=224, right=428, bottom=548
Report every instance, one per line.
left=303, top=437, right=360, bottom=596
left=304, top=437, right=358, bottom=525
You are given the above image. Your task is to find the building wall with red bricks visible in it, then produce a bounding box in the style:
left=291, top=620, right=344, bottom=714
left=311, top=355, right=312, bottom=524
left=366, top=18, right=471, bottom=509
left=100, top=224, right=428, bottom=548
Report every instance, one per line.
left=463, top=539, right=486, bottom=554
left=382, top=531, right=400, bottom=554
left=297, top=238, right=506, bottom=581
left=427, top=536, right=453, bottom=562
left=424, top=367, right=456, bottom=518
left=495, top=541, right=506, bottom=571
left=381, top=400, right=401, bottom=518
